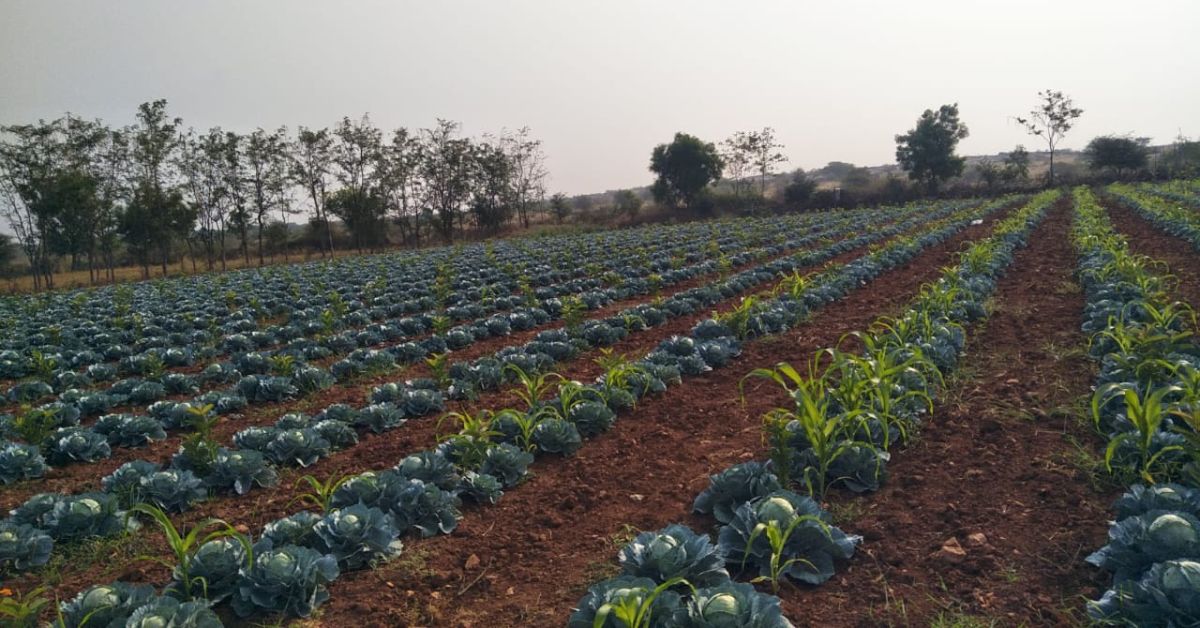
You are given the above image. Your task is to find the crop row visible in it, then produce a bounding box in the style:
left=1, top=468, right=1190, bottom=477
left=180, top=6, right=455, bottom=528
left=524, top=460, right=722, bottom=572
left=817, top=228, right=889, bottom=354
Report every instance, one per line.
left=0, top=210, right=824, bottom=391
left=0, top=200, right=1012, bottom=625
left=1070, top=186, right=1200, bottom=626
left=0, top=203, right=909, bottom=495
left=565, top=191, right=1060, bottom=625
left=1110, top=183, right=1200, bottom=252
left=0, top=207, right=868, bottom=420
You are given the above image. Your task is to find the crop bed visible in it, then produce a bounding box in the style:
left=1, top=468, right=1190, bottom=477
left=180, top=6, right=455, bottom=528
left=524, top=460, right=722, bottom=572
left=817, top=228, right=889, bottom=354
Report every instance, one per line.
left=3, top=185, right=1200, bottom=627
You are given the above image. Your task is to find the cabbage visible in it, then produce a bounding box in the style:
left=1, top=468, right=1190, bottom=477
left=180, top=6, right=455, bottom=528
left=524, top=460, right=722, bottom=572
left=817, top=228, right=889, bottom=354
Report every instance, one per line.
left=57, top=581, right=156, bottom=628
left=381, top=478, right=461, bottom=537
left=480, top=443, right=534, bottom=488
left=313, top=504, right=404, bottom=570
left=353, top=402, right=407, bottom=434
left=232, top=544, right=339, bottom=618
left=292, top=366, right=335, bottom=393
left=265, top=428, right=331, bottom=467
left=1087, top=511, right=1200, bottom=583
left=394, top=450, right=460, bottom=490
left=124, top=596, right=222, bottom=628
left=1089, top=559, right=1200, bottom=625
left=567, top=575, right=683, bottom=628
left=457, top=471, right=504, bottom=505
left=693, top=461, right=782, bottom=524
left=137, top=469, right=207, bottom=513
left=681, top=581, right=794, bottom=627
left=39, top=492, right=130, bottom=542
left=205, top=448, right=279, bottom=495
left=169, top=537, right=248, bottom=603
left=47, top=427, right=112, bottom=464
left=275, top=412, right=313, bottom=429
left=618, top=524, right=729, bottom=588
left=532, top=417, right=582, bottom=455
left=403, top=388, right=445, bottom=416
left=258, top=511, right=322, bottom=551
left=0, top=441, right=47, bottom=484
left=1114, top=484, right=1200, bottom=520
left=0, top=521, right=53, bottom=573
left=233, top=426, right=280, bottom=452
left=311, top=419, right=358, bottom=450
left=101, top=459, right=162, bottom=507
left=94, top=414, right=167, bottom=448
left=717, top=490, right=859, bottom=585
left=568, top=400, right=617, bottom=438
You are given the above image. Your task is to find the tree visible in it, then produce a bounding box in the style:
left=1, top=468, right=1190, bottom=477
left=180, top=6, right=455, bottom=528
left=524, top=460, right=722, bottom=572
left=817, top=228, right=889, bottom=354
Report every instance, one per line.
left=326, top=187, right=385, bottom=251
left=649, top=133, right=723, bottom=211
left=291, top=127, right=336, bottom=256
left=748, top=127, right=787, bottom=196
left=332, top=115, right=385, bottom=250
left=1084, top=135, right=1149, bottom=180
left=612, top=189, right=642, bottom=219
left=420, top=120, right=476, bottom=243
left=245, top=127, right=290, bottom=265
left=782, top=169, right=816, bottom=207
left=720, top=132, right=754, bottom=198
left=975, top=159, right=1002, bottom=194
left=549, top=192, right=570, bottom=223
left=469, top=140, right=512, bottom=232
left=1002, top=145, right=1030, bottom=185
left=894, top=103, right=969, bottom=195
left=379, top=128, right=424, bottom=245
left=129, top=99, right=190, bottom=276
left=498, top=127, right=547, bottom=229
left=1016, top=90, right=1083, bottom=186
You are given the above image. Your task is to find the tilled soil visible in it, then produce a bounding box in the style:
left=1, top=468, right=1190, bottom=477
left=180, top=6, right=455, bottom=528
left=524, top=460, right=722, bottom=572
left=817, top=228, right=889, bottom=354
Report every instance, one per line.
left=307, top=208, right=1013, bottom=627
left=783, top=199, right=1117, bottom=626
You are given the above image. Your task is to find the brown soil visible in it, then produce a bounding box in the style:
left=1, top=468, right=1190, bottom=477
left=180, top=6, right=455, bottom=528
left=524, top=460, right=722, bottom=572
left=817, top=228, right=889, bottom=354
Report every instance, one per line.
left=778, top=199, right=1118, bottom=626
left=304, top=206, right=1016, bottom=627
left=1103, top=195, right=1200, bottom=308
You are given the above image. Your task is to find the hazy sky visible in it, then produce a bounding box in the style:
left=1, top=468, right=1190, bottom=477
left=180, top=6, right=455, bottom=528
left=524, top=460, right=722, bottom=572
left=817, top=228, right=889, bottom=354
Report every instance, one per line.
left=1, top=0, right=1197, bottom=195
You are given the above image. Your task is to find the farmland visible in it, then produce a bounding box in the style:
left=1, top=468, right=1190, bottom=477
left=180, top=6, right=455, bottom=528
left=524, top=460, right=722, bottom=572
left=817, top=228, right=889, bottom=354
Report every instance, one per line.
left=2, top=181, right=1200, bottom=627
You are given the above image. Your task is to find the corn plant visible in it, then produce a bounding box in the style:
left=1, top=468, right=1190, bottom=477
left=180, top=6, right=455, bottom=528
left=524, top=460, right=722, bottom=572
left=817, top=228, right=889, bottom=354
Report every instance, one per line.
left=744, top=517, right=822, bottom=594
left=595, top=349, right=650, bottom=396
left=0, top=586, right=51, bottom=628
left=717, top=295, right=764, bottom=340
left=591, top=576, right=691, bottom=628
left=180, top=404, right=220, bottom=476
left=12, top=406, right=56, bottom=449
left=431, top=314, right=452, bottom=336
left=426, top=352, right=452, bottom=389
left=28, top=350, right=57, bottom=382
left=505, top=364, right=563, bottom=411
left=269, top=354, right=296, bottom=377
left=437, top=409, right=504, bottom=469
left=743, top=360, right=869, bottom=500
left=561, top=295, right=586, bottom=333
left=290, top=473, right=354, bottom=513
left=1093, top=383, right=1185, bottom=483
left=826, top=332, right=938, bottom=449
left=127, top=503, right=253, bottom=601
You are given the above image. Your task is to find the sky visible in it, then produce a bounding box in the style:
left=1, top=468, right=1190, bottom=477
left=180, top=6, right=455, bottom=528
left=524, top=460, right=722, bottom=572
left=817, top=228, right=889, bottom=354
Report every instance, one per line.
left=1, top=0, right=1197, bottom=195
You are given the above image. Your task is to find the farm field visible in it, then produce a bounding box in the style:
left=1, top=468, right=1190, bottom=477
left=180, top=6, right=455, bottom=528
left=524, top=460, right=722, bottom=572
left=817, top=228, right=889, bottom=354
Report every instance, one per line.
left=3, top=181, right=1200, bottom=627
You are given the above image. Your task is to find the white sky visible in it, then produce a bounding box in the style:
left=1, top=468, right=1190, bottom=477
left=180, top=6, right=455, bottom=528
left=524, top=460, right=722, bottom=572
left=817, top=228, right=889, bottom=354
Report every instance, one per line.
left=1, top=0, right=1197, bottom=195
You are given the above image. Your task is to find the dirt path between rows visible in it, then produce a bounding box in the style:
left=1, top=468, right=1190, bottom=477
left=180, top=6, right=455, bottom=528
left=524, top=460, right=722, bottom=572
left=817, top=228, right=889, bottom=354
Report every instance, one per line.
left=306, top=209, right=1012, bottom=627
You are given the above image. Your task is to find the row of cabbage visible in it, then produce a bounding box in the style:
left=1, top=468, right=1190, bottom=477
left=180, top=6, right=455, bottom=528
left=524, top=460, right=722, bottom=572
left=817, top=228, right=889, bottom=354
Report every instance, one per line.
left=1110, top=183, right=1200, bottom=252
left=1071, top=186, right=1200, bottom=625
left=0, top=207, right=890, bottom=483
left=567, top=191, right=1059, bottom=626
left=0, top=201, right=954, bottom=585
left=1141, top=180, right=1200, bottom=209
left=0, top=212, right=809, bottom=382
left=0, top=211, right=810, bottom=395
left=0, top=201, right=1006, bottom=625
left=0, top=208, right=883, bottom=480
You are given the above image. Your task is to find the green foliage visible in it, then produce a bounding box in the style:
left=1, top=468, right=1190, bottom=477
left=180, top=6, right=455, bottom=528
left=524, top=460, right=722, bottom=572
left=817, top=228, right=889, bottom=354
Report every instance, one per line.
left=894, top=103, right=969, bottom=194
left=127, top=502, right=252, bottom=601
left=649, top=132, right=724, bottom=210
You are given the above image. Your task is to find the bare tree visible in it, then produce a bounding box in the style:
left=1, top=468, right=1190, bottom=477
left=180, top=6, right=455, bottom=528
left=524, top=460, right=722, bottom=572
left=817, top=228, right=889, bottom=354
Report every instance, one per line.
left=720, top=131, right=754, bottom=198
left=498, top=127, right=547, bottom=229
left=380, top=128, right=424, bottom=245
left=749, top=127, right=787, bottom=197
left=1016, top=90, right=1083, bottom=187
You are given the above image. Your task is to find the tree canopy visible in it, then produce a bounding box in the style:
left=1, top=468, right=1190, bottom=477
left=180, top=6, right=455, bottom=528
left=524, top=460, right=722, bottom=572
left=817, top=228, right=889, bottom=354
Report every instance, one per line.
left=649, top=133, right=724, bottom=210
left=894, top=103, right=969, bottom=195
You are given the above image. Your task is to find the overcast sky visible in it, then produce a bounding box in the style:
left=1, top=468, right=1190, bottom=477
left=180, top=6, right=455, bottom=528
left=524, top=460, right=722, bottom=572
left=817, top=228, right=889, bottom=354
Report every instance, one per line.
left=1, top=0, right=1197, bottom=195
